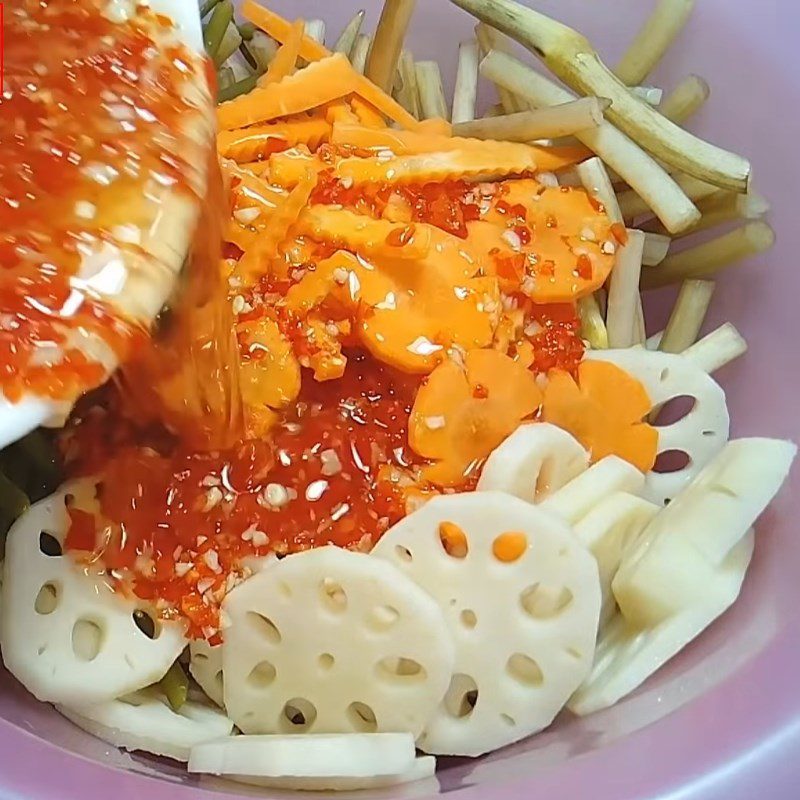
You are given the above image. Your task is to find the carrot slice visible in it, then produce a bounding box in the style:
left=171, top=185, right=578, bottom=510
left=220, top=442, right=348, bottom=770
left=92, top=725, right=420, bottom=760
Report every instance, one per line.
left=409, top=349, right=543, bottom=487
left=218, top=54, right=358, bottom=130
left=236, top=168, right=317, bottom=282
left=350, top=96, right=387, bottom=129
left=353, top=74, right=422, bottom=131
left=258, top=18, right=304, bottom=86
left=292, top=206, right=432, bottom=261
left=541, top=360, right=658, bottom=472
left=217, top=117, right=331, bottom=161
left=237, top=314, right=301, bottom=437
left=242, top=0, right=329, bottom=62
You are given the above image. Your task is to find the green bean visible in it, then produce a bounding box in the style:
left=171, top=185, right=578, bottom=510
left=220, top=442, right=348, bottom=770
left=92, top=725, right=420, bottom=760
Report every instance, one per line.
left=215, top=22, right=243, bottom=68
left=203, top=0, right=234, bottom=63
left=239, top=41, right=258, bottom=71
left=199, top=0, right=221, bottom=19
left=237, top=21, right=257, bottom=41
left=218, top=74, right=257, bottom=104
left=159, top=660, right=189, bottom=712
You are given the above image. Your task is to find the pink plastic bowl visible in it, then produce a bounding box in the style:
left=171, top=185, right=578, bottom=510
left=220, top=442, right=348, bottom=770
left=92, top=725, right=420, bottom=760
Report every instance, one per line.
left=1, top=1, right=798, bottom=798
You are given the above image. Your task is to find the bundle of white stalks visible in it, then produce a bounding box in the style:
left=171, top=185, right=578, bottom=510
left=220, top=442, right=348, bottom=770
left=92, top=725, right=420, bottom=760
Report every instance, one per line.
left=333, top=10, right=366, bottom=55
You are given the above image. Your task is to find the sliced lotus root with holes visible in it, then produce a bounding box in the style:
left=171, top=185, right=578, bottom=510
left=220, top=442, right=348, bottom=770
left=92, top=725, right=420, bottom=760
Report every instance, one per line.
left=222, top=546, right=455, bottom=737
left=573, top=493, right=660, bottom=627
left=188, top=733, right=427, bottom=791
left=57, top=687, right=234, bottom=763
left=0, top=485, right=187, bottom=704
left=371, top=492, right=601, bottom=756
left=476, top=423, right=589, bottom=503
left=570, top=530, right=754, bottom=715
left=541, top=456, right=646, bottom=525
left=613, top=438, right=796, bottom=629
left=190, top=640, right=225, bottom=708
left=585, top=349, right=730, bottom=505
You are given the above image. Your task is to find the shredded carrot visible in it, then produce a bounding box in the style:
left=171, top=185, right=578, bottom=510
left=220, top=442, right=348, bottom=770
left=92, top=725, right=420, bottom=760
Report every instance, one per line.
left=242, top=0, right=329, bottom=62
left=324, top=100, right=361, bottom=126
left=353, top=74, right=422, bottom=131
left=218, top=54, right=358, bottom=130
left=217, top=117, right=331, bottom=162
left=409, top=349, right=543, bottom=487
left=236, top=169, right=317, bottom=282
left=258, top=18, right=304, bottom=86
left=542, top=360, right=658, bottom=472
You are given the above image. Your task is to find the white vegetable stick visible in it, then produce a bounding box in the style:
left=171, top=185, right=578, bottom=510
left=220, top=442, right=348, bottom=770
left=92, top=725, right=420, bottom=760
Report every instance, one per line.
left=350, top=33, right=371, bottom=75
left=646, top=331, right=663, bottom=350
left=394, top=50, right=421, bottom=119
left=618, top=174, right=720, bottom=221
left=661, top=74, right=711, bottom=124
left=452, top=40, right=480, bottom=124
left=578, top=294, right=609, bottom=350
left=415, top=61, right=449, bottom=120
left=630, top=85, right=663, bottom=106
left=615, top=0, right=696, bottom=85
left=606, top=230, right=645, bottom=348
left=641, top=232, right=671, bottom=266
left=682, top=322, right=748, bottom=374
left=366, top=0, right=417, bottom=93
left=480, top=51, right=700, bottom=234
left=453, top=98, right=608, bottom=141
left=304, top=19, right=326, bottom=44
left=333, top=9, right=366, bottom=56
left=475, top=23, right=528, bottom=114
left=633, top=298, right=647, bottom=345
left=576, top=156, right=623, bottom=224
left=658, top=279, right=715, bottom=354
left=641, top=221, right=776, bottom=289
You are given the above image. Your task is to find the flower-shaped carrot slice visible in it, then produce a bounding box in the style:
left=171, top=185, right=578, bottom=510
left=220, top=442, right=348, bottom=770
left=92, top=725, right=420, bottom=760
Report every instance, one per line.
left=409, top=349, right=543, bottom=487
left=237, top=315, right=301, bottom=437
left=542, top=360, right=658, bottom=472
left=482, top=179, right=617, bottom=303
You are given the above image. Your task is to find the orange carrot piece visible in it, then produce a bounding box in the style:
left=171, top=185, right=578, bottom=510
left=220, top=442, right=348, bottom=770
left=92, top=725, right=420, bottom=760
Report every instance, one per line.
left=409, top=350, right=543, bottom=487
left=242, top=0, right=329, bottom=62
left=324, top=100, right=361, bottom=126
left=236, top=169, right=317, bottom=282
left=351, top=96, right=387, bottom=129
left=542, top=360, right=658, bottom=472
left=259, top=18, right=304, bottom=85
left=217, top=117, right=331, bottom=161
left=218, top=53, right=358, bottom=130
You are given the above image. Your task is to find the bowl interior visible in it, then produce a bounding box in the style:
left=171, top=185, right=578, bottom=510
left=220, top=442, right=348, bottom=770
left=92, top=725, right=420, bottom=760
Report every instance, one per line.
left=2, top=2, right=799, bottom=799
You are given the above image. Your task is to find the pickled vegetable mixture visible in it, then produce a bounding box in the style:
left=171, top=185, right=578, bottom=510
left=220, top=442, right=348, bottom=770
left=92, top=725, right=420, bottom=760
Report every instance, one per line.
left=0, top=0, right=210, bottom=403
left=61, top=54, right=623, bottom=639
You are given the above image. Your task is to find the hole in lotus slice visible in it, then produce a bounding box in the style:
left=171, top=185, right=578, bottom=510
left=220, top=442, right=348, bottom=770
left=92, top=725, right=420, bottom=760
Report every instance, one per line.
left=71, top=619, right=103, bottom=661
left=438, top=522, right=468, bottom=558
left=492, top=532, right=527, bottom=563
left=34, top=582, right=59, bottom=615
left=653, top=450, right=692, bottom=474
left=1, top=487, right=188, bottom=705
left=190, top=640, right=225, bottom=708
left=247, top=661, right=277, bottom=689
left=246, top=611, right=282, bottom=644
left=370, top=492, right=600, bottom=757
left=394, top=545, right=413, bottom=563
left=520, top=583, right=574, bottom=619
left=443, top=674, right=479, bottom=718
left=651, top=395, right=696, bottom=427
left=506, top=653, right=544, bottom=686
left=281, top=698, right=318, bottom=732
left=347, top=701, right=378, bottom=732
left=320, top=577, right=348, bottom=612
left=133, top=609, right=159, bottom=640
left=460, top=609, right=477, bottom=629
left=365, top=604, right=401, bottom=632
left=586, top=349, right=730, bottom=505
left=221, top=546, right=454, bottom=738
left=375, top=657, right=426, bottom=682
left=39, top=531, right=62, bottom=557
